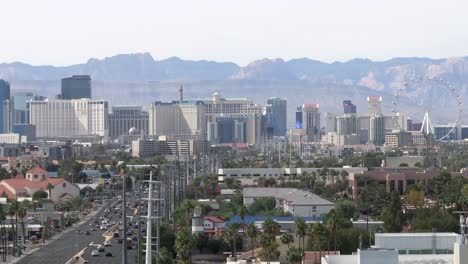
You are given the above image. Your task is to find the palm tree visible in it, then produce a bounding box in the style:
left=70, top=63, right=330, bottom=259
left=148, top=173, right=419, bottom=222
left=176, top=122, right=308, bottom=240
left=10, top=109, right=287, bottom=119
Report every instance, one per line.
left=18, top=200, right=31, bottom=245
left=237, top=205, right=248, bottom=250
left=280, top=232, right=294, bottom=248
left=286, top=245, right=304, bottom=264
left=260, top=218, right=281, bottom=264
left=326, top=211, right=338, bottom=254
left=307, top=223, right=325, bottom=263
left=8, top=200, right=19, bottom=256
left=245, top=223, right=258, bottom=261
left=223, top=223, right=240, bottom=260
left=0, top=205, right=6, bottom=261
left=293, top=218, right=306, bottom=251
left=46, top=183, right=54, bottom=200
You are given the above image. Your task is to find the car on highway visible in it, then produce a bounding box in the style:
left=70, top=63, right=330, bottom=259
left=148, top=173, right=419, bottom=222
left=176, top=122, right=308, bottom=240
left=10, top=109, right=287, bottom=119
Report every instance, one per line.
left=97, top=246, right=105, bottom=252
left=85, top=230, right=91, bottom=235
left=91, top=250, right=99, bottom=256
left=104, top=240, right=111, bottom=246
left=113, top=232, right=119, bottom=238
left=117, top=238, right=123, bottom=244
left=105, top=252, right=113, bottom=257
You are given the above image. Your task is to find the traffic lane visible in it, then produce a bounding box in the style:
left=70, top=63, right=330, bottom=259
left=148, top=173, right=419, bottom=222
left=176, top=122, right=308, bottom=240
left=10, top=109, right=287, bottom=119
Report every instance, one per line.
left=17, top=202, right=113, bottom=264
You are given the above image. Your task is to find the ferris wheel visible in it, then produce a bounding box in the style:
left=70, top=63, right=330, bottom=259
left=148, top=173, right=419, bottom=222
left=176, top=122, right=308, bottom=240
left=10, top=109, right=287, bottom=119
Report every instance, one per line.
left=391, top=75, right=463, bottom=141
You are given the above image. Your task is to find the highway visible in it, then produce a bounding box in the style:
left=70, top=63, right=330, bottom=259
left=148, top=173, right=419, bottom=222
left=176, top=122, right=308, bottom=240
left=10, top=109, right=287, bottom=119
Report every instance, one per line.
left=17, top=195, right=139, bottom=264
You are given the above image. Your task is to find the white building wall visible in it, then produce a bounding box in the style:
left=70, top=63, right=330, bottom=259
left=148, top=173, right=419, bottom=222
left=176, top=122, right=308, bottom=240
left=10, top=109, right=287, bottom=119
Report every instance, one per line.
left=0, top=133, right=20, bottom=144
left=28, top=99, right=108, bottom=138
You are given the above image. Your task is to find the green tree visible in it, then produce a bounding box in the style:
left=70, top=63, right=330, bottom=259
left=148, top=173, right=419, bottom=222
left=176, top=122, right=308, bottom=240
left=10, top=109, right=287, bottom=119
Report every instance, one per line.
left=293, top=218, right=307, bottom=252
left=175, top=228, right=193, bottom=264
left=245, top=223, right=258, bottom=260
left=18, top=200, right=31, bottom=245
left=158, top=247, right=175, bottom=264
left=8, top=200, right=19, bottom=256
left=260, top=218, right=281, bottom=263
left=280, top=232, right=294, bottom=248
left=223, top=223, right=240, bottom=260
left=381, top=191, right=403, bottom=232
left=32, top=190, right=48, bottom=201
left=286, top=245, right=304, bottom=264
left=46, top=183, right=54, bottom=200
left=237, top=205, right=247, bottom=250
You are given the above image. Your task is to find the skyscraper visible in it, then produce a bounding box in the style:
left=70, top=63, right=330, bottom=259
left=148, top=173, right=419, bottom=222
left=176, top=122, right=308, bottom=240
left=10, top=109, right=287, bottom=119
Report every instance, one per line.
left=148, top=101, right=206, bottom=140
left=108, top=106, right=149, bottom=138
left=265, top=97, right=287, bottom=137
left=0, top=80, right=11, bottom=133
left=369, top=115, right=385, bottom=145
left=61, top=75, right=91, bottom=100
left=336, top=114, right=358, bottom=135
left=302, top=104, right=321, bottom=142
left=28, top=99, right=108, bottom=138
left=367, top=96, right=382, bottom=116
left=295, top=106, right=303, bottom=129
left=343, top=100, right=357, bottom=114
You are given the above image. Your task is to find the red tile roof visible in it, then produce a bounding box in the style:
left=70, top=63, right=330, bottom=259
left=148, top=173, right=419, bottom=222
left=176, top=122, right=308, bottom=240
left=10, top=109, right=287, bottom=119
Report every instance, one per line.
left=0, top=185, right=15, bottom=199
left=2, top=178, right=65, bottom=193
left=27, top=166, right=48, bottom=175
left=204, top=216, right=224, bottom=223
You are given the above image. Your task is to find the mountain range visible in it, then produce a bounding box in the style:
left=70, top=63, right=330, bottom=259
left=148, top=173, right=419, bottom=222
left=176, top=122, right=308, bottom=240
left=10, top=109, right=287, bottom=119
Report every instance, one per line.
left=0, top=52, right=466, bottom=125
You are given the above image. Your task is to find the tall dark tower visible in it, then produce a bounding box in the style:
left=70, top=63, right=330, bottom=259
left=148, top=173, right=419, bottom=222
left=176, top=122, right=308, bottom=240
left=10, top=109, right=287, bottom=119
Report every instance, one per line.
left=178, top=84, right=184, bottom=102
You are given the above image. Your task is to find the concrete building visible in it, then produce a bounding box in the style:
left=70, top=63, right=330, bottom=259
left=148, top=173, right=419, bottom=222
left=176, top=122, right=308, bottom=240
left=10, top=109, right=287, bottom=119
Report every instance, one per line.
left=12, top=124, right=36, bottom=142
left=148, top=101, right=206, bottom=140
left=61, top=75, right=91, bottom=100
left=28, top=99, right=108, bottom=138
left=0, top=166, right=79, bottom=203
left=108, top=106, right=149, bottom=138
left=343, top=100, right=357, bottom=114
left=336, top=114, right=358, bottom=135
left=323, top=132, right=360, bottom=146
left=367, top=96, right=382, bottom=116
left=199, top=92, right=263, bottom=145
left=349, top=169, right=442, bottom=197
left=11, top=92, right=44, bottom=125
left=385, top=130, right=413, bottom=147
left=325, top=112, right=338, bottom=133
left=0, top=133, right=21, bottom=144
left=218, top=167, right=367, bottom=180
left=0, top=80, right=10, bottom=133
left=265, top=97, right=287, bottom=137
left=434, top=124, right=460, bottom=141
left=375, top=232, right=459, bottom=254
left=243, top=188, right=334, bottom=217
left=131, top=137, right=207, bottom=157
left=369, top=115, right=385, bottom=145
left=301, top=104, right=321, bottom=142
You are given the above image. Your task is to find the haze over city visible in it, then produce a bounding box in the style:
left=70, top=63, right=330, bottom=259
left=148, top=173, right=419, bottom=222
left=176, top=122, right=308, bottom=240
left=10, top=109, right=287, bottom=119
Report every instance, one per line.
left=1, top=0, right=468, bottom=66
left=0, top=1, right=468, bottom=264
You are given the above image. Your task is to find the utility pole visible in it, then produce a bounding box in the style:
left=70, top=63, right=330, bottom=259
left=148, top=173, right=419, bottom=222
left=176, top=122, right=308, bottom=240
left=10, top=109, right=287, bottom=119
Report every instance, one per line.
left=122, top=174, right=127, bottom=264
left=137, top=181, right=142, bottom=264
left=145, top=170, right=154, bottom=264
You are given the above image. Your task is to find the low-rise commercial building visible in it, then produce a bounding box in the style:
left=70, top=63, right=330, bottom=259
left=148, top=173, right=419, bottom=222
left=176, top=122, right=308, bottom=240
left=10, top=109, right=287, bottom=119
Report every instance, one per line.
left=243, top=187, right=334, bottom=217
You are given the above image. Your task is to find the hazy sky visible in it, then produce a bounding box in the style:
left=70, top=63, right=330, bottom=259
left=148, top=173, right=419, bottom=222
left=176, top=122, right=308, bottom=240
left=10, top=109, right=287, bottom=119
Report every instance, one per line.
left=1, top=0, right=467, bottom=66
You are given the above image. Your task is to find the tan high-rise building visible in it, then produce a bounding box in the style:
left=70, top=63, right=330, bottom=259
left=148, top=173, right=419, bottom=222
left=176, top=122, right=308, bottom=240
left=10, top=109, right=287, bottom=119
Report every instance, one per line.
left=148, top=101, right=206, bottom=140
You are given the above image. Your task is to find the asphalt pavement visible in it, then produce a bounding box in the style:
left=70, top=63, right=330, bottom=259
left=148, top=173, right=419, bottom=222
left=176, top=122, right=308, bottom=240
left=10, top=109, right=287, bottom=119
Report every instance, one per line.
left=16, top=196, right=139, bottom=264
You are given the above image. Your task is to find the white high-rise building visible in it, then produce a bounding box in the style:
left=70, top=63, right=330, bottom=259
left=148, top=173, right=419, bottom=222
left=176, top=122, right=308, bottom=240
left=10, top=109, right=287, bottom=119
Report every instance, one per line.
left=28, top=99, right=108, bottom=138
left=367, top=96, right=382, bottom=116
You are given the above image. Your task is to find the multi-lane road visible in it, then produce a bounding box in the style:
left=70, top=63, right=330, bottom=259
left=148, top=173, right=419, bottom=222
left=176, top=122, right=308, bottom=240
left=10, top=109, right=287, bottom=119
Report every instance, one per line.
left=17, top=196, right=140, bottom=264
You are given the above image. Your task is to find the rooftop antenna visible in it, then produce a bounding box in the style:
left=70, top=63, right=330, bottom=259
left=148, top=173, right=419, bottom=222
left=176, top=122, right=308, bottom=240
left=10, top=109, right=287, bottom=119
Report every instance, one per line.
left=178, top=83, right=184, bottom=102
